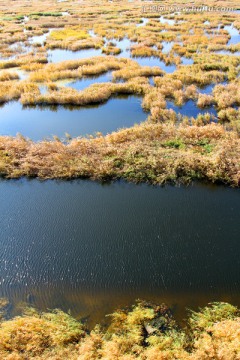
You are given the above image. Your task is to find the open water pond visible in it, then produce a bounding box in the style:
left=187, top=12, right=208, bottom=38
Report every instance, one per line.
left=0, top=96, right=146, bottom=140
left=0, top=179, right=240, bottom=325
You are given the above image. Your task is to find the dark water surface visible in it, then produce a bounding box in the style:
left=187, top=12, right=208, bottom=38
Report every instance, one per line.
left=0, top=179, right=239, bottom=325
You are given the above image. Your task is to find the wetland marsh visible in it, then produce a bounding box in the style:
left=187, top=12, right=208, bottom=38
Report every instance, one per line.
left=0, top=0, right=240, bottom=358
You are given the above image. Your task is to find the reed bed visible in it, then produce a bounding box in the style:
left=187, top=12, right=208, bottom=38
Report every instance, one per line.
left=101, top=45, right=121, bottom=55
left=50, top=28, right=89, bottom=41
left=0, top=81, right=40, bottom=103
left=172, top=65, right=226, bottom=85
left=20, top=79, right=149, bottom=106
left=112, top=66, right=164, bottom=80
left=0, top=299, right=239, bottom=359
left=0, top=121, right=239, bottom=186
left=0, top=0, right=239, bottom=187
left=213, top=80, right=240, bottom=109
left=0, top=54, right=48, bottom=70
left=0, top=2, right=239, bottom=359
left=0, top=71, right=19, bottom=81
left=28, top=56, right=135, bottom=82
left=0, top=299, right=240, bottom=360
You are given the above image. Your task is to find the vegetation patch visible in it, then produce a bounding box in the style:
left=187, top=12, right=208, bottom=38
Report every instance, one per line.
left=0, top=300, right=239, bottom=359
left=50, top=28, right=90, bottom=41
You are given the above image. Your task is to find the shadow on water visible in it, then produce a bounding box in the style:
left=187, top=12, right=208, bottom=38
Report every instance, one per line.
left=136, top=18, right=148, bottom=27
left=0, top=179, right=240, bottom=326
left=0, top=96, right=147, bottom=140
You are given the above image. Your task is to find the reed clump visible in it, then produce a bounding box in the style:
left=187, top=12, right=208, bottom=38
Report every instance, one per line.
left=197, top=94, right=215, bottom=108
left=0, top=300, right=239, bottom=359
left=0, top=71, right=19, bottom=81
left=112, top=66, right=164, bottom=80
left=172, top=65, right=226, bottom=86
left=0, top=53, right=48, bottom=70
left=0, top=122, right=239, bottom=186
left=0, top=81, right=40, bottom=103
left=29, top=57, right=133, bottom=83
left=131, top=45, right=158, bottom=58
left=50, top=28, right=89, bottom=41
left=213, top=81, right=240, bottom=109
left=101, top=45, right=121, bottom=55
left=20, top=80, right=149, bottom=106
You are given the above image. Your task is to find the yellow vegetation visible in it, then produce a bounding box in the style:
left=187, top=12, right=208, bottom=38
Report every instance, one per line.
left=0, top=301, right=239, bottom=359
left=50, top=29, right=89, bottom=41
left=0, top=122, right=239, bottom=186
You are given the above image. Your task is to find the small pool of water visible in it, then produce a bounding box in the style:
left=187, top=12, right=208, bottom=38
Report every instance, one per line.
left=31, top=30, right=52, bottom=45
left=64, top=72, right=112, bottom=91
left=159, top=16, right=175, bottom=25
left=197, top=81, right=227, bottom=95
left=47, top=48, right=103, bottom=63
left=46, top=35, right=177, bottom=72
left=167, top=99, right=217, bottom=118
left=198, top=83, right=214, bottom=94
left=181, top=56, right=194, bottom=65
left=0, top=96, right=147, bottom=140
left=162, top=41, right=174, bottom=53
left=132, top=56, right=177, bottom=72
left=8, top=41, right=31, bottom=57
left=224, top=25, right=240, bottom=45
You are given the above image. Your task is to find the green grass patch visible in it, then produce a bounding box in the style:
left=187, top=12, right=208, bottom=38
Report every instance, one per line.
left=162, top=139, right=185, bottom=149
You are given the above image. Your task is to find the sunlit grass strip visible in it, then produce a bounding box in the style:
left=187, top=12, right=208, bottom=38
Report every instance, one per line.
left=0, top=71, right=19, bottom=81
left=0, top=122, right=239, bottom=186
left=50, top=28, right=90, bottom=41
left=20, top=80, right=149, bottom=105
left=28, top=57, right=128, bottom=82
left=0, top=81, right=40, bottom=103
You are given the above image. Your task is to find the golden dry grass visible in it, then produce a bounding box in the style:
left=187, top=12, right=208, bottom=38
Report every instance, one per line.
left=0, top=122, right=239, bottom=186
left=0, top=0, right=239, bottom=187
left=0, top=300, right=239, bottom=360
